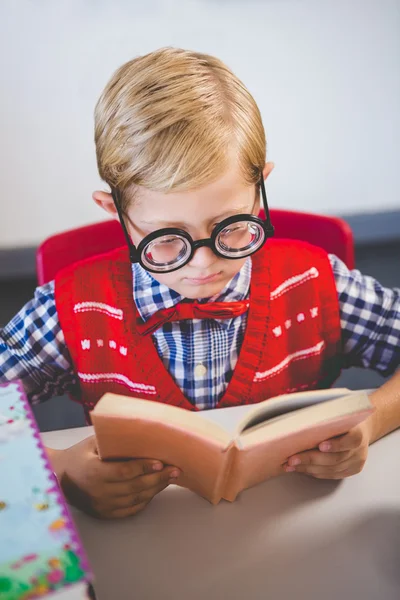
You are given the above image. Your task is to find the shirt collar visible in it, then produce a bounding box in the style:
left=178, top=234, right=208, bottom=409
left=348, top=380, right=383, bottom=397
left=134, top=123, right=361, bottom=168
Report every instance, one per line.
left=133, top=259, right=252, bottom=329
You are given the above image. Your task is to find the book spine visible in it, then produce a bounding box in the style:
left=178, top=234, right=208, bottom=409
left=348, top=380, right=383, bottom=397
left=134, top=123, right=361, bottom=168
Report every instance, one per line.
left=218, top=443, right=241, bottom=503
left=203, top=443, right=231, bottom=505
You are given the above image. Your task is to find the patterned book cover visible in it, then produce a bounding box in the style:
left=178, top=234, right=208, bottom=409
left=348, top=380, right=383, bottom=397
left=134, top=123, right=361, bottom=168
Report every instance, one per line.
left=0, top=381, right=92, bottom=599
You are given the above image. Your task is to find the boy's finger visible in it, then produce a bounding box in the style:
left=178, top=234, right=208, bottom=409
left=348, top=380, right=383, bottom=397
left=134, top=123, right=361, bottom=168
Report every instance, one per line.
left=112, top=480, right=171, bottom=512
left=104, top=478, right=170, bottom=510
left=132, top=467, right=180, bottom=491
left=101, top=458, right=165, bottom=482
left=319, top=427, right=363, bottom=453
left=286, top=458, right=356, bottom=478
left=286, top=449, right=351, bottom=468
left=111, top=467, right=179, bottom=496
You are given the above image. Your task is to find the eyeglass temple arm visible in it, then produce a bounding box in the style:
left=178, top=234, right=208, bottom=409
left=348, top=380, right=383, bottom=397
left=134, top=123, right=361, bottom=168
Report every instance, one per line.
left=259, top=176, right=274, bottom=231
left=111, top=188, right=139, bottom=263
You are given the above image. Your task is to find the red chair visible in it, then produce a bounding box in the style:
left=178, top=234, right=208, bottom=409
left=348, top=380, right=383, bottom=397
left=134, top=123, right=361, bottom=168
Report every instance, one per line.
left=36, top=210, right=354, bottom=285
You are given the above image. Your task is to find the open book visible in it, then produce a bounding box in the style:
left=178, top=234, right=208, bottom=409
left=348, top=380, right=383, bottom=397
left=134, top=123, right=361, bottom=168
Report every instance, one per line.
left=91, top=388, right=374, bottom=504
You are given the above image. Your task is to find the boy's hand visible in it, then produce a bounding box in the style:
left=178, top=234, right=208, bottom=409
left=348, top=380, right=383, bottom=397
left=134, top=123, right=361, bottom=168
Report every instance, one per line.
left=283, top=420, right=372, bottom=479
left=49, top=436, right=180, bottom=519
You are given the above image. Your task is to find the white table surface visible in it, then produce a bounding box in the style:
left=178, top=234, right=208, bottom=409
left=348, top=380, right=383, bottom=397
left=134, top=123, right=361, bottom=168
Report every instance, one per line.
left=43, top=417, right=400, bottom=600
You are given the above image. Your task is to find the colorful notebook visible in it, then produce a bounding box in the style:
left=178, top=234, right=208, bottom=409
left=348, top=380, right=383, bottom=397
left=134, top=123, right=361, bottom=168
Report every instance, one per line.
left=0, top=381, right=92, bottom=600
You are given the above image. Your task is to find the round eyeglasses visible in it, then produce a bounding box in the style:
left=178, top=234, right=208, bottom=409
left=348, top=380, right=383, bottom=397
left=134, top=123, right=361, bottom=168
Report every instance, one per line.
left=111, top=175, right=274, bottom=274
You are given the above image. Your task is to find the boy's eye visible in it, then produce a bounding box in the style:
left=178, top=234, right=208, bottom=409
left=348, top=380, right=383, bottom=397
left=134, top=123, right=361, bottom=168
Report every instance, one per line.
left=221, top=225, right=242, bottom=235
left=157, top=237, right=179, bottom=245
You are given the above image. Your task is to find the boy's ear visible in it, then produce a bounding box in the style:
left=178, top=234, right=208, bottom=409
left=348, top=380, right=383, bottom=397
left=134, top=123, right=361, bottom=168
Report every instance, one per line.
left=262, top=162, right=274, bottom=181
left=92, top=190, right=119, bottom=219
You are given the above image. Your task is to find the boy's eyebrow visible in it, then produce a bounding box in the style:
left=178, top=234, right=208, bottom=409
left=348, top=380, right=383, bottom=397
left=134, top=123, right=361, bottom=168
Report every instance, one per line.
left=139, top=205, right=252, bottom=227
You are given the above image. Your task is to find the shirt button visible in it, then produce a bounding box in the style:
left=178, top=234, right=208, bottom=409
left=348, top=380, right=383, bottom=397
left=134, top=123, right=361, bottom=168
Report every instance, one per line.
left=194, top=364, right=207, bottom=378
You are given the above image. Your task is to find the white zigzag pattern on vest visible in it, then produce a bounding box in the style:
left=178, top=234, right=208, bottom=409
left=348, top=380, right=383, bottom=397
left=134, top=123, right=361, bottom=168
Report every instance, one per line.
left=253, top=340, right=325, bottom=382
left=73, top=302, right=123, bottom=320
left=270, top=267, right=319, bottom=300
left=78, top=372, right=157, bottom=395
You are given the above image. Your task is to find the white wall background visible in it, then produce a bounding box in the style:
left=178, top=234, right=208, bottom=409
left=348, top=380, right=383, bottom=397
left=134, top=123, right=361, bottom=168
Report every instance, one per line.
left=0, top=0, right=399, bottom=248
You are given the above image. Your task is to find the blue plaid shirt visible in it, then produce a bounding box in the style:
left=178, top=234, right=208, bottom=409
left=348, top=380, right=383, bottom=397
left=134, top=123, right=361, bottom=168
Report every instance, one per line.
left=1, top=255, right=399, bottom=407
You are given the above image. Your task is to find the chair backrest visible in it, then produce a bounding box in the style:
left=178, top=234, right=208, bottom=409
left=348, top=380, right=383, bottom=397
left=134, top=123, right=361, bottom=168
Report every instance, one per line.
left=36, top=209, right=354, bottom=285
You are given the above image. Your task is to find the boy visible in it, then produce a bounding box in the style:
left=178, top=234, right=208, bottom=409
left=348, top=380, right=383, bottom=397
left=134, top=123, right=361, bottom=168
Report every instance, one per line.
left=1, top=48, right=399, bottom=519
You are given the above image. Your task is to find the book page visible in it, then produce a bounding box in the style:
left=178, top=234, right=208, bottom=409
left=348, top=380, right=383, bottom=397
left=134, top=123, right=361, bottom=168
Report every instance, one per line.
left=237, top=388, right=351, bottom=434
left=240, top=391, right=372, bottom=447
left=181, top=389, right=352, bottom=438
left=93, top=393, right=232, bottom=446
left=200, top=404, right=254, bottom=435
left=49, top=583, right=92, bottom=599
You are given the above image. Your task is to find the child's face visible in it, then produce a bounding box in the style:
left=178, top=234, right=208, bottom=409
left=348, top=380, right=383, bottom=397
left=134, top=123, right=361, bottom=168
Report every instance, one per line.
left=94, top=163, right=273, bottom=299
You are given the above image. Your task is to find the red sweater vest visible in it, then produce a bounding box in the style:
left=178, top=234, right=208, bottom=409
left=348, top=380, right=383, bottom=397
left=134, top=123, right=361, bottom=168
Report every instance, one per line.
left=55, top=240, right=342, bottom=419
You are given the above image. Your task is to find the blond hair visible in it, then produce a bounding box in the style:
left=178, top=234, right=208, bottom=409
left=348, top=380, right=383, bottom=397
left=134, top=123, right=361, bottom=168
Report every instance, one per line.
left=95, top=47, right=266, bottom=210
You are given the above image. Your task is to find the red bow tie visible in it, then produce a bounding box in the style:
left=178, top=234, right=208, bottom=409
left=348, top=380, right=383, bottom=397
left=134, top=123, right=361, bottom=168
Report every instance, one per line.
left=136, top=300, right=250, bottom=335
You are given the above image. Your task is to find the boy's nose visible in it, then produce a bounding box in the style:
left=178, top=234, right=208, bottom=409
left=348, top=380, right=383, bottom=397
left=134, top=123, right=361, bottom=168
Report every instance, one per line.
left=188, top=245, right=218, bottom=270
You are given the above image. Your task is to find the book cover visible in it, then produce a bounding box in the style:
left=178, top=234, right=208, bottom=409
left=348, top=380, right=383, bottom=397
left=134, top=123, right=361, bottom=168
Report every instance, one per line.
left=0, top=381, right=92, bottom=600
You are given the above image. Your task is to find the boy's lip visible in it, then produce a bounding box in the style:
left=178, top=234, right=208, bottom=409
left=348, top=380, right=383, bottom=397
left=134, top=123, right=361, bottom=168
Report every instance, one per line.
left=184, top=272, right=222, bottom=284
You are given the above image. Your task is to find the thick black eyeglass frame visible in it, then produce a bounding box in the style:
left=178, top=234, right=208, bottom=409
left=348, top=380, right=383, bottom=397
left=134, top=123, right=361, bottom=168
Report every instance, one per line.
left=111, top=175, right=274, bottom=273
